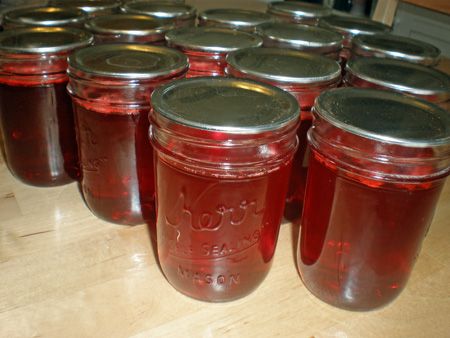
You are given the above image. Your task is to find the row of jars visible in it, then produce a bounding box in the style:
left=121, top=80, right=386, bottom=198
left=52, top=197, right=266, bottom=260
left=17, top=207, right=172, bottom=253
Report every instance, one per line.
left=0, top=6, right=450, bottom=310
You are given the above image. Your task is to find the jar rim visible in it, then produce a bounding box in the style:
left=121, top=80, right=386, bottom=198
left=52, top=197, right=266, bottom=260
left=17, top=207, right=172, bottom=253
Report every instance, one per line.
left=120, top=1, right=196, bottom=20
left=267, top=1, right=332, bottom=18
left=318, top=15, right=390, bottom=37
left=3, top=6, right=87, bottom=27
left=198, top=8, right=273, bottom=28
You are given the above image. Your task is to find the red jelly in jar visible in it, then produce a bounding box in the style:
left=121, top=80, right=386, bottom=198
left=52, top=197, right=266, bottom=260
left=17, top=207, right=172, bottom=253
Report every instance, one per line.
left=198, top=8, right=273, bottom=32
left=150, top=77, right=299, bottom=301
left=256, top=22, right=343, bottom=60
left=267, top=1, right=331, bottom=26
left=67, top=44, right=188, bottom=225
left=120, top=1, right=196, bottom=28
left=318, top=15, right=390, bottom=64
left=226, top=47, right=341, bottom=220
left=166, top=27, right=262, bottom=78
left=2, top=6, right=87, bottom=29
left=298, top=88, right=450, bottom=311
left=0, top=27, right=93, bottom=186
left=85, top=14, right=173, bottom=44
left=345, top=58, right=450, bottom=108
left=351, top=33, right=441, bottom=66
left=48, top=0, right=122, bottom=17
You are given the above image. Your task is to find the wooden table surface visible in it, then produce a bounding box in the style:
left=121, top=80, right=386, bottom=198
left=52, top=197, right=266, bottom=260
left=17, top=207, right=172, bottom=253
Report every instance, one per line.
left=1, top=2, right=450, bottom=336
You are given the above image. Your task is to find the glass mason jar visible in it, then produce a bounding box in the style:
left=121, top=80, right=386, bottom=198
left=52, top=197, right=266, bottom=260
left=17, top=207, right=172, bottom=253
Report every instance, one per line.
left=2, top=6, right=88, bottom=29
left=166, top=27, right=262, bottom=78
left=48, top=0, right=122, bottom=17
left=198, top=9, right=273, bottom=32
left=150, top=77, right=299, bottom=302
left=226, top=47, right=341, bottom=220
left=255, top=22, right=344, bottom=59
left=267, top=1, right=332, bottom=26
left=345, top=58, right=450, bottom=108
left=0, top=27, right=93, bottom=186
left=120, top=1, right=196, bottom=28
left=85, top=14, right=173, bottom=44
left=67, top=44, right=188, bottom=225
left=318, top=15, right=390, bottom=63
left=298, top=88, right=450, bottom=311
left=351, top=33, right=441, bottom=66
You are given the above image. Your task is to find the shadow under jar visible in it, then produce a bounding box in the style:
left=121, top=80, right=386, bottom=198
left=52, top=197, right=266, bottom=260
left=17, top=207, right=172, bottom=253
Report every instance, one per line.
left=267, top=1, right=332, bottom=26
left=67, top=44, right=188, bottom=225
left=256, top=22, right=344, bottom=60
left=120, top=1, right=196, bottom=28
left=318, top=15, right=390, bottom=64
left=198, top=8, right=273, bottom=32
left=226, top=47, right=341, bottom=221
left=166, top=27, right=262, bottom=78
left=351, top=33, right=441, bottom=66
left=2, top=6, right=88, bottom=29
left=85, top=14, right=173, bottom=44
left=0, top=27, right=93, bottom=186
left=298, top=88, right=450, bottom=311
left=345, top=57, right=450, bottom=109
left=48, top=0, right=122, bottom=17
left=150, top=77, right=299, bottom=302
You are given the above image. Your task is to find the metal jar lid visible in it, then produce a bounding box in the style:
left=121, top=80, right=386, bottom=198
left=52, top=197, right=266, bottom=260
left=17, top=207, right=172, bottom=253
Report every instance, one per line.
left=346, top=58, right=450, bottom=101
left=151, top=77, right=299, bottom=134
left=67, top=44, right=188, bottom=80
left=198, top=9, right=273, bottom=30
left=3, top=6, right=87, bottom=27
left=85, top=14, right=172, bottom=37
left=0, top=27, right=93, bottom=53
left=226, top=47, right=341, bottom=84
left=166, top=27, right=263, bottom=53
left=256, top=22, right=343, bottom=53
left=120, top=1, right=195, bottom=20
left=48, top=0, right=122, bottom=15
left=318, top=15, right=390, bottom=37
left=352, top=33, right=441, bottom=66
left=315, top=88, right=450, bottom=148
left=267, top=1, right=332, bottom=20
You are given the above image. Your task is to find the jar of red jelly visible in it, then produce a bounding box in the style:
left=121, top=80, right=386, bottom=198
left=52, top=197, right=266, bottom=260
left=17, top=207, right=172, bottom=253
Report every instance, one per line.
left=198, top=9, right=273, bottom=32
left=67, top=44, right=188, bottom=225
left=48, top=0, right=122, bottom=17
left=85, top=14, right=173, bottom=44
left=150, top=77, right=299, bottom=302
left=256, top=22, right=343, bottom=59
left=351, top=33, right=441, bottom=66
left=2, top=6, right=88, bottom=29
left=226, top=47, right=341, bottom=220
left=0, top=27, right=93, bottom=186
left=298, top=88, right=450, bottom=311
left=345, top=58, right=450, bottom=108
left=166, top=27, right=263, bottom=78
left=267, top=1, right=332, bottom=26
left=120, top=1, right=195, bottom=28
left=318, top=15, right=390, bottom=62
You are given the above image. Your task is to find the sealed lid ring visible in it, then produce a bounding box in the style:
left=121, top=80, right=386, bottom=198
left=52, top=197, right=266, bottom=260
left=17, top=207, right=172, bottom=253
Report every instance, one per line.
left=3, top=6, right=87, bottom=27
left=198, top=8, right=273, bottom=30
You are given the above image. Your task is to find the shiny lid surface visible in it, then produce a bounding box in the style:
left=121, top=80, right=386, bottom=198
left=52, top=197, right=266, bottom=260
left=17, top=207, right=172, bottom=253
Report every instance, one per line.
left=267, top=1, right=332, bottom=19
left=227, top=47, right=341, bottom=84
left=256, top=22, right=343, bottom=53
left=49, top=0, right=121, bottom=14
left=151, top=77, right=299, bottom=133
left=319, top=15, right=389, bottom=37
left=166, top=27, right=263, bottom=52
left=0, top=27, right=93, bottom=53
left=68, top=44, right=188, bottom=79
left=4, top=6, right=87, bottom=26
left=121, top=1, right=195, bottom=19
left=199, top=9, right=272, bottom=29
left=315, top=88, right=450, bottom=147
left=346, top=58, right=450, bottom=98
left=85, top=14, right=172, bottom=36
left=352, top=33, right=440, bottom=65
